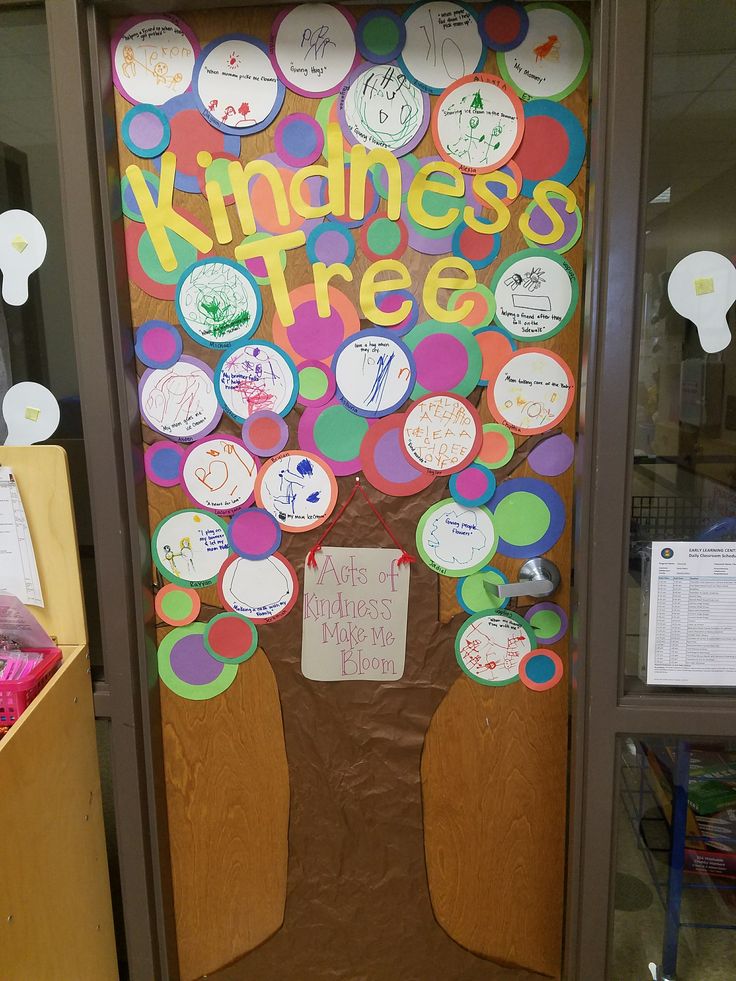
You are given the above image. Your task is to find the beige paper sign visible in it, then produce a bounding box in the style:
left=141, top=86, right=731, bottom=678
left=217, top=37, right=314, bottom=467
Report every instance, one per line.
left=302, top=546, right=410, bottom=682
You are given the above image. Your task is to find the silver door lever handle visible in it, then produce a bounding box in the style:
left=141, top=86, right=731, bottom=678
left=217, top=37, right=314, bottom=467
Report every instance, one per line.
left=484, top=558, right=561, bottom=600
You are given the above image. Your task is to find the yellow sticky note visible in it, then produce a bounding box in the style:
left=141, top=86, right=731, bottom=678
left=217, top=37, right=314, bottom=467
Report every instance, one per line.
left=24, top=406, right=40, bottom=421
left=694, top=277, right=714, bottom=296
left=11, top=235, right=28, bottom=253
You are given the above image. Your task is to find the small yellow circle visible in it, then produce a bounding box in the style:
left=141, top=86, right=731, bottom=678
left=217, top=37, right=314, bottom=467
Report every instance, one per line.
left=196, top=150, right=213, bottom=169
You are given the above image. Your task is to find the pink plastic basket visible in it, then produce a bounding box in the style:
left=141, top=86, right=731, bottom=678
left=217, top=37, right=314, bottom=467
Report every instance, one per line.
left=0, top=647, right=62, bottom=727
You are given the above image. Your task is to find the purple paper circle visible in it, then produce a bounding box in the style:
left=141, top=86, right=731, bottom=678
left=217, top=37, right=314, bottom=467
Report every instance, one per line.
left=307, top=223, right=355, bottom=266
left=374, top=427, right=423, bottom=482
left=241, top=410, right=289, bottom=457
left=297, top=361, right=337, bottom=407
left=525, top=602, right=568, bottom=645
left=170, top=633, right=223, bottom=685
left=228, top=507, right=282, bottom=560
left=144, top=441, right=185, bottom=487
left=528, top=433, right=575, bottom=477
left=275, top=112, right=324, bottom=167
left=128, top=110, right=165, bottom=150
left=135, top=320, right=182, bottom=369
left=413, top=334, right=469, bottom=391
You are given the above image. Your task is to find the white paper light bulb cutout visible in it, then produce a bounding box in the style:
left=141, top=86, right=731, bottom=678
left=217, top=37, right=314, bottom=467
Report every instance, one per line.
left=2, top=382, right=60, bottom=445
left=667, top=251, right=736, bottom=354
left=0, top=210, right=47, bottom=306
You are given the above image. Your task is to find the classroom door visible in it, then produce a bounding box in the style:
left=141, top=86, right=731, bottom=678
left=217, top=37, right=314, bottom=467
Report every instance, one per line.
left=107, top=3, right=592, bottom=979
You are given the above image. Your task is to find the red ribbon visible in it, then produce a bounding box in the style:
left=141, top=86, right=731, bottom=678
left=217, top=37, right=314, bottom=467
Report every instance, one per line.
left=306, top=479, right=417, bottom=569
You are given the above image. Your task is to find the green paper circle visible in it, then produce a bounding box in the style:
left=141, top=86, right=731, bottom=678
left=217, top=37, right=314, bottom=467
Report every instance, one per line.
left=406, top=320, right=483, bottom=399
left=416, top=498, right=498, bottom=578
left=205, top=157, right=234, bottom=196
left=138, top=228, right=197, bottom=286
left=530, top=609, right=562, bottom=639
left=363, top=17, right=400, bottom=56
left=457, top=567, right=509, bottom=613
left=493, top=492, right=551, bottom=546
left=313, top=404, right=368, bottom=462
left=366, top=217, right=402, bottom=256
left=522, top=194, right=583, bottom=255
left=151, top=509, right=230, bottom=588
left=490, top=248, right=579, bottom=342
left=455, top=610, right=537, bottom=687
left=497, top=2, right=591, bottom=103
left=448, top=284, right=497, bottom=330
left=203, top=612, right=259, bottom=664
left=476, top=423, right=516, bottom=470
left=160, top=590, right=194, bottom=621
left=157, top=623, right=238, bottom=701
left=300, top=366, right=329, bottom=401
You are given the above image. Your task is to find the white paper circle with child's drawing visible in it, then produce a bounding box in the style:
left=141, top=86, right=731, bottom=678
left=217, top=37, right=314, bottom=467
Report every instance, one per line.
left=151, top=509, right=230, bottom=588
left=492, top=249, right=577, bottom=341
left=2, top=382, right=60, bottom=446
left=489, top=348, right=574, bottom=435
left=667, top=251, right=736, bottom=355
left=272, top=4, right=358, bottom=99
left=255, top=450, right=338, bottom=533
left=333, top=330, right=415, bottom=417
left=139, top=356, right=222, bottom=442
left=194, top=35, right=285, bottom=135
left=175, top=258, right=262, bottom=349
left=218, top=552, right=298, bottom=623
left=398, top=1, right=484, bottom=94
left=339, top=63, right=430, bottom=155
left=111, top=15, right=199, bottom=106
left=0, top=210, right=47, bottom=307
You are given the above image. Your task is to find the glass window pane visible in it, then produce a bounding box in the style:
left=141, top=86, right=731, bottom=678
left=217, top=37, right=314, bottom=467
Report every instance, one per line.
left=0, top=7, right=102, bottom=666
left=612, top=736, right=736, bottom=980
left=626, top=0, right=736, bottom=695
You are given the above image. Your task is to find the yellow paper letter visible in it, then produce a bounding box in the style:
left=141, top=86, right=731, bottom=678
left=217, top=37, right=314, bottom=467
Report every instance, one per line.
left=127, top=153, right=213, bottom=272
left=407, top=162, right=464, bottom=230
left=360, top=260, right=412, bottom=324
left=518, top=180, right=577, bottom=247
left=234, top=231, right=306, bottom=325
left=348, top=144, right=402, bottom=221
left=423, top=258, right=477, bottom=322
left=291, top=123, right=346, bottom=219
left=313, top=263, right=354, bottom=316
left=463, top=170, right=519, bottom=234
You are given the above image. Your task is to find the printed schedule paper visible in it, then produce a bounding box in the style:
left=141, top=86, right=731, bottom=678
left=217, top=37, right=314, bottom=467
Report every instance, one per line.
left=647, top=541, right=736, bottom=686
left=0, top=466, right=43, bottom=607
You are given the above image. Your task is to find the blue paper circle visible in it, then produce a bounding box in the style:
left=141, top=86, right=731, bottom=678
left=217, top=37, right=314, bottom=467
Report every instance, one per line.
left=451, top=223, right=501, bottom=270
left=122, top=104, right=171, bottom=158
left=214, top=340, right=299, bottom=424
left=134, top=320, right=183, bottom=369
left=449, top=463, right=497, bottom=507
left=331, top=329, right=416, bottom=418
left=121, top=171, right=160, bottom=222
left=193, top=35, right=286, bottom=137
left=456, top=565, right=509, bottom=614
left=519, top=101, right=587, bottom=198
left=356, top=10, right=407, bottom=64
left=175, top=257, right=262, bottom=349
left=489, top=476, right=566, bottom=559
left=478, top=1, right=529, bottom=52
left=306, top=222, right=356, bottom=266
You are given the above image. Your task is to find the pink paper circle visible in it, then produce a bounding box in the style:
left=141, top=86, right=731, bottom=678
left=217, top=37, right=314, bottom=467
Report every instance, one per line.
left=228, top=508, right=282, bottom=561
left=413, top=334, right=469, bottom=391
